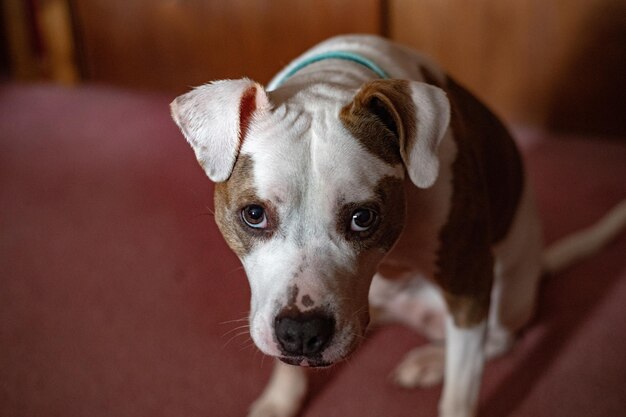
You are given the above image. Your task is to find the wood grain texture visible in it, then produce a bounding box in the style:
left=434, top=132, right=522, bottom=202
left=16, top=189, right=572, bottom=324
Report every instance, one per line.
left=38, top=0, right=79, bottom=84
left=72, top=0, right=383, bottom=93
left=2, top=0, right=40, bottom=80
left=389, top=0, right=626, bottom=134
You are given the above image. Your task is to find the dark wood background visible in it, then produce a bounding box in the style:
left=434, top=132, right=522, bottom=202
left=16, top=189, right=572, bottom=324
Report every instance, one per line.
left=71, top=0, right=383, bottom=91
left=3, top=0, right=625, bottom=136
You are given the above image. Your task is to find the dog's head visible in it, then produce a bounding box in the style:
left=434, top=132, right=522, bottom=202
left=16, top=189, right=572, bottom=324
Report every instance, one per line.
left=171, top=78, right=450, bottom=366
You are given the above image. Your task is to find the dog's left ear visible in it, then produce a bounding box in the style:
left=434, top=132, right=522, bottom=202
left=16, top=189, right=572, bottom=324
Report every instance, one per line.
left=344, top=79, right=450, bottom=188
left=170, top=78, right=271, bottom=182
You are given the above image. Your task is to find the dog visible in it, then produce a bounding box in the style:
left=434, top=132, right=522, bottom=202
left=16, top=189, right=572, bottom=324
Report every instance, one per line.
left=170, top=35, right=626, bottom=417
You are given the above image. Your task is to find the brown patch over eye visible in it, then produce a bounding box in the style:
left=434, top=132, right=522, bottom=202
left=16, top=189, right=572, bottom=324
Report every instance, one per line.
left=214, top=155, right=277, bottom=257
left=336, top=176, right=405, bottom=252
left=339, top=202, right=381, bottom=242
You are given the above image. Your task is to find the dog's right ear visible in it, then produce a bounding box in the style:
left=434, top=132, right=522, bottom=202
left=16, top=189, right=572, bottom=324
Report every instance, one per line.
left=170, top=78, right=271, bottom=182
left=342, top=79, right=450, bottom=189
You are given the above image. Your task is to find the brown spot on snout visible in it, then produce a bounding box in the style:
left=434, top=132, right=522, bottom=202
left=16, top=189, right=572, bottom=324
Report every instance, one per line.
left=301, top=295, right=314, bottom=308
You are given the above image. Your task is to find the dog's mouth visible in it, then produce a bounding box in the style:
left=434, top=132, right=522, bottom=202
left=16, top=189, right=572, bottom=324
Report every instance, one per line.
left=275, top=325, right=366, bottom=368
left=278, top=356, right=332, bottom=368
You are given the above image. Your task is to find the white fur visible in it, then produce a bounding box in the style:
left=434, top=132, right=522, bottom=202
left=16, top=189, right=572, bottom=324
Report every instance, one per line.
left=439, top=319, right=487, bottom=417
left=170, top=79, right=271, bottom=182
left=391, top=343, right=446, bottom=388
left=370, top=273, right=446, bottom=340
left=402, top=82, right=451, bottom=188
left=241, top=91, right=405, bottom=360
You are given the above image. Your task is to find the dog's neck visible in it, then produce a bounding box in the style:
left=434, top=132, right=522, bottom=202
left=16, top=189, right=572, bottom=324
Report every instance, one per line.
left=268, top=51, right=389, bottom=90
left=266, top=51, right=391, bottom=105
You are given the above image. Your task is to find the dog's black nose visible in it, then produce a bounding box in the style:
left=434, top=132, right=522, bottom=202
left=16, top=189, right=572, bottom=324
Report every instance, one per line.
left=275, top=314, right=334, bottom=356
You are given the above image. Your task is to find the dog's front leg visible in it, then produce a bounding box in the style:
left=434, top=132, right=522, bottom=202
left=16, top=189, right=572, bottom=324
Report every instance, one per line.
left=248, top=360, right=308, bottom=417
left=439, top=316, right=487, bottom=417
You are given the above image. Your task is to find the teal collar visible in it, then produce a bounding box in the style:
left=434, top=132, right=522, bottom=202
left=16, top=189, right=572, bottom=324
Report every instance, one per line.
left=269, top=51, right=389, bottom=90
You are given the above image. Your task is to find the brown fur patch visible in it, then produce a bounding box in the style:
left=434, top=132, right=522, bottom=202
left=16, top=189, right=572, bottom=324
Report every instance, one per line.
left=443, top=292, right=490, bottom=328
left=434, top=76, right=524, bottom=327
left=340, top=79, right=420, bottom=167
left=336, top=176, right=405, bottom=252
left=301, top=295, right=314, bottom=308
left=374, top=176, right=407, bottom=252
left=214, top=154, right=277, bottom=257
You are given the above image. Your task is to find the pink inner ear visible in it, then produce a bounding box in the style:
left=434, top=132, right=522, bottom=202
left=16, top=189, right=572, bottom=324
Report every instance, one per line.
left=239, top=86, right=257, bottom=143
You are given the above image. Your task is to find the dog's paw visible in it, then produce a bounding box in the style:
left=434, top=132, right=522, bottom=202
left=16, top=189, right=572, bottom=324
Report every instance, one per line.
left=485, top=327, right=514, bottom=359
left=248, top=361, right=307, bottom=417
left=390, top=344, right=445, bottom=388
left=247, top=395, right=300, bottom=417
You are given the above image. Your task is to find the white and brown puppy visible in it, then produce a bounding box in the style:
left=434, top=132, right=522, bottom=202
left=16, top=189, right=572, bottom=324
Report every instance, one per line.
left=170, top=35, right=626, bottom=417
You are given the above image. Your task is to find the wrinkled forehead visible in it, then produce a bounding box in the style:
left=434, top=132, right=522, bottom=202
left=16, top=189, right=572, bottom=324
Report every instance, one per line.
left=240, top=101, right=403, bottom=205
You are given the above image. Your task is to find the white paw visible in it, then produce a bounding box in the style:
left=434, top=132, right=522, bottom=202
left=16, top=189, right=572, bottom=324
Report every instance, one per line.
left=248, top=361, right=307, bottom=417
left=247, top=395, right=300, bottom=417
left=439, top=402, right=477, bottom=417
left=391, top=344, right=445, bottom=388
left=485, top=328, right=514, bottom=359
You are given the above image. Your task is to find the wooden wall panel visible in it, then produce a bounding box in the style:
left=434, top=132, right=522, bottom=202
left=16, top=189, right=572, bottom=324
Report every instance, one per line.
left=389, top=0, right=626, bottom=135
left=72, top=0, right=382, bottom=93
left=1, top=0, right=40, bottom=80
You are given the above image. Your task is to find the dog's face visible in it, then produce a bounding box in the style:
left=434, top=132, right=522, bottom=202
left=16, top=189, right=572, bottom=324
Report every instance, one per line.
left=211, top=90, right=407, bottom=366
left=171, top=78, right=450, bottom=366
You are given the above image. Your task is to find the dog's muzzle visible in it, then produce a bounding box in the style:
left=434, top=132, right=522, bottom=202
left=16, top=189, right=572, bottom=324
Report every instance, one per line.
left=274, top=311, right=335, bottom=367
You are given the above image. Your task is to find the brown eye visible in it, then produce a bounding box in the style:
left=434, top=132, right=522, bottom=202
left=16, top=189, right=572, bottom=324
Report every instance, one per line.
left=241, top=205, right=267, bottom=229
left=350, top=208, right=377, bottom=232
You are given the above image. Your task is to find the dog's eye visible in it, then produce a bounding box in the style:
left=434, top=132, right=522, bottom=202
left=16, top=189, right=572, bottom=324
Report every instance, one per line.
left=350, top=208, right=378, bottom=232
left=241, top=205, right=267, bottom=229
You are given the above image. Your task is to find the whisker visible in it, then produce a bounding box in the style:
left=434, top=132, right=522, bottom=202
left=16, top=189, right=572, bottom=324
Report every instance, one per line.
left=219, top=316, right=249, bottom=325
left=350, top=305, right=368, bottom=320
left=221, top=324, right=250, bottom=338
left=182, top=187, right=216, bottom=217
left=222, top=330, right=250, bottom=349
left=192, top=211, right=215, bottom=219
left=227, top=265, right=245, bottom=276
left=239, top=340, right=257, bottom=352
left=351, top=331, right=367, bottom=341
